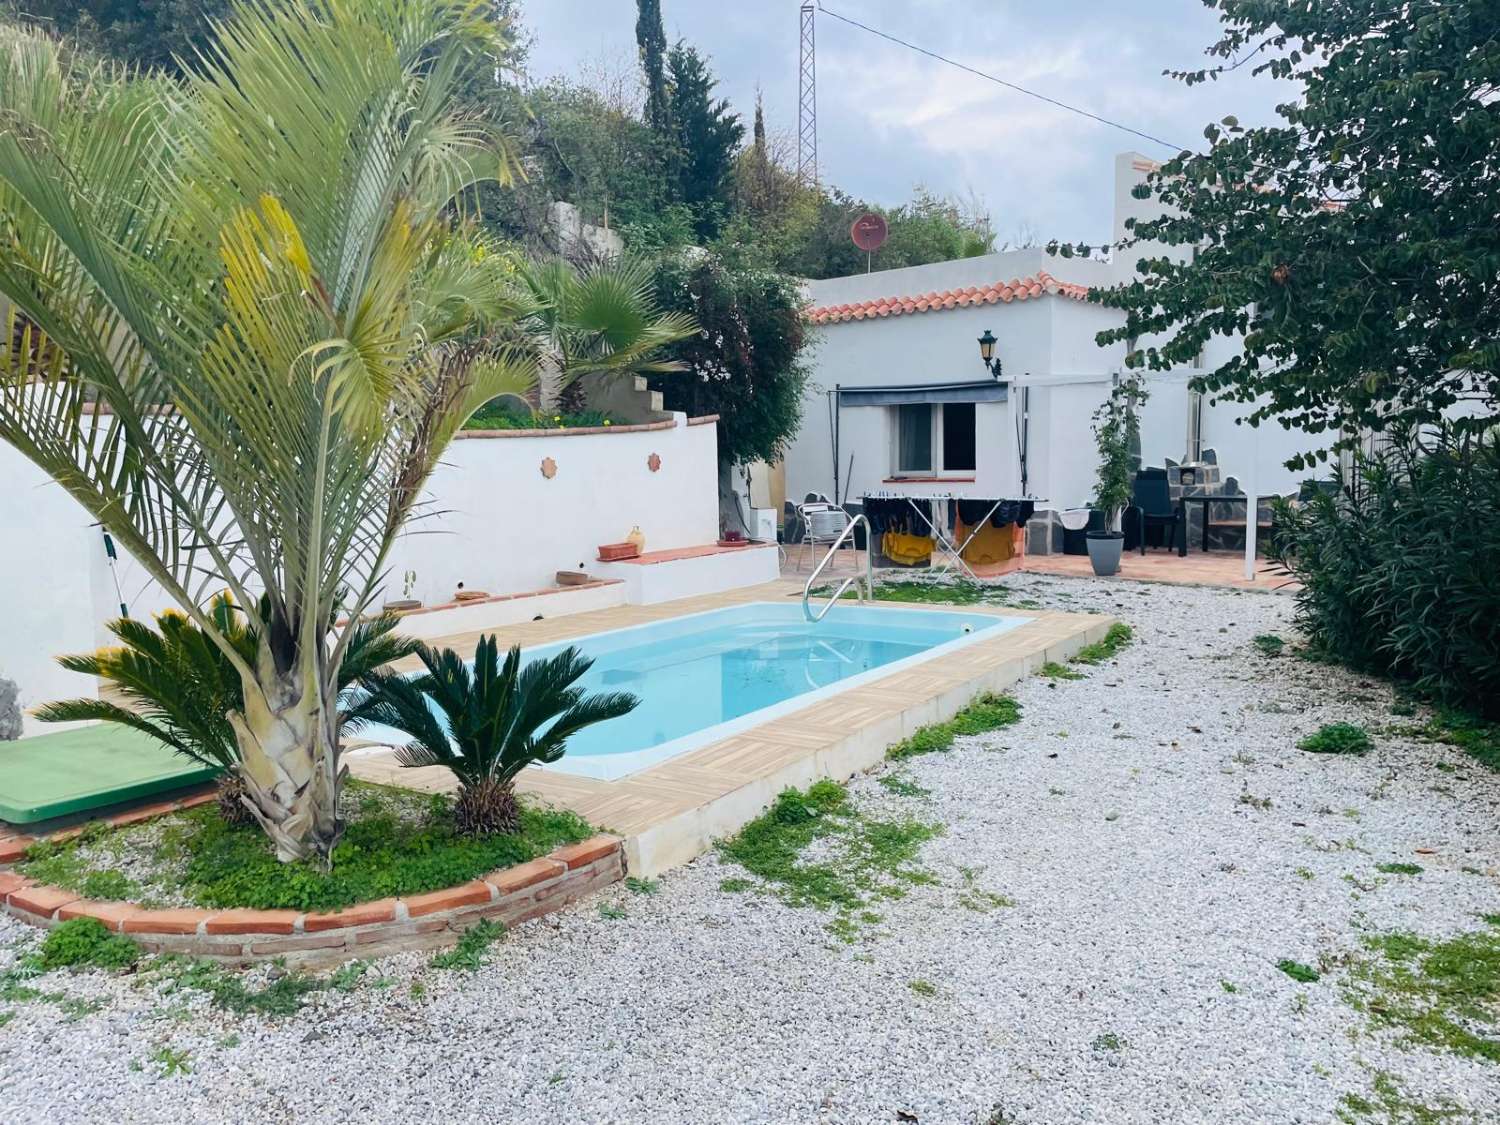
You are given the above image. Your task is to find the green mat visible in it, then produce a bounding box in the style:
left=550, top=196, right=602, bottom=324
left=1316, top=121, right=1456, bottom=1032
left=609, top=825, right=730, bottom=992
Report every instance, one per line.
left=0, top=726, right=218, bottom=825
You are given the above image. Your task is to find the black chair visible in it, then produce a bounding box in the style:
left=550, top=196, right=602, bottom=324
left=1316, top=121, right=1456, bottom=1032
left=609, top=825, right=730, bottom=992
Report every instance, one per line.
left=1132, top=469, right=1181, bottom=555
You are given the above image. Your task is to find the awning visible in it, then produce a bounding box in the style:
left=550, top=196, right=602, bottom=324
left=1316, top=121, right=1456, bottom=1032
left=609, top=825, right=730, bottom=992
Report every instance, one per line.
left=837, top=380, right=1008, bottom=407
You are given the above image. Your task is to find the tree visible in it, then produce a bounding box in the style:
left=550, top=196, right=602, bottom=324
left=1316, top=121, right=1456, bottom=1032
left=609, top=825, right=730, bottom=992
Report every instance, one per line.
left=648, top=252, right=810, bottom=466
left=350, top=637, right=637, bottom=835
left=666, top=42, right=744, bottom=240
left=10, top=0, right=232, bottom=73
left=515, top=257, right=696, bottom=411
left=635, top=0, right=670, bottom=133
left=1089, top=0, right=1500, bottom=467
left=0, top=1, right=536, bottom=864
left=36, top=596, right=421, bottom=825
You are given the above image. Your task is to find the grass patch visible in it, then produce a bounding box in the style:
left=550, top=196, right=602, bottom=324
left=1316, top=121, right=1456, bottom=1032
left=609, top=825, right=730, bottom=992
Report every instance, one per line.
left=597, top=902, right=627, bottom=920
left=829, top=578, right=1006, bottom=606
left=19, top=783, right=594, bottom=913
left=1336, top=1071, right=1466, bottom=1124
left=1071, top=623, right=1133, bottom=665
left=429, top=919, right=505, bottom=971
left=1299, top=722, right=1374, bottom=756
left=1036, top=661, right=1084, bottom=680
left=908, top=978, right=937, bottom=997
left=1420, top=708, right=1500, bottom=772
left=463, top=403, right=611, bottom=431
left=717, top=781, right=941, bottom=938
left=624, top=876, right=659, bottom=895
left=1375, top=862, right=1423, bottom=876
left=1252, top=633, right=1286, bottom=656
left=1344, top=926, right=1500, bottom=1062
left=149, top=957, right=333, bottom=1017
left=1277, top=959, right=1321, bottom=983
left=38, top=918, right=140, bottom=971
left=887, top=692, right=1021, bottom=760
left=1091, top=1031, right=1126, bottom=1052
left=878, top=774, right=930, bottom=799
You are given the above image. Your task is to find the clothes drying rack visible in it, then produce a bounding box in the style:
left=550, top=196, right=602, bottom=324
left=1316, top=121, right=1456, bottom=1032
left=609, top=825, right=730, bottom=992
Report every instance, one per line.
left=863, top=489, right=1043, bottom=582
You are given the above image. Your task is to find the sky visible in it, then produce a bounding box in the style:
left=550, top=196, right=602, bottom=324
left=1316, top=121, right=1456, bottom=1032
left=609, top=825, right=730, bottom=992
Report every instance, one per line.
left=516, top=1, right=1295, bottom=249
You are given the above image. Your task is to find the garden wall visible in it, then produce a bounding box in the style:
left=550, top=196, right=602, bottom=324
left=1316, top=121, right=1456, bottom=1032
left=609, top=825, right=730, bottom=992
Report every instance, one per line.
left=0, top=413, right=719, bottom=735
left=0, top=835, right=625, bottom=965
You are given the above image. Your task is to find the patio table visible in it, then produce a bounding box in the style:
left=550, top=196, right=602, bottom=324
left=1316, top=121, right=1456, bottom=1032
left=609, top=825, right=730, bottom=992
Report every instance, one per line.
left=1178, top=493, right=1253, bottom=555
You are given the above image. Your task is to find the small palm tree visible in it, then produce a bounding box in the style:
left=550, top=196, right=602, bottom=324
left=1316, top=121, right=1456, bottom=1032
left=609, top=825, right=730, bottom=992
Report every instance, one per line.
left=350, top=637, right=637, bottom=835
left=35, top=595, right=421, bottom=824
left=518, top=257, right=697, bottom=412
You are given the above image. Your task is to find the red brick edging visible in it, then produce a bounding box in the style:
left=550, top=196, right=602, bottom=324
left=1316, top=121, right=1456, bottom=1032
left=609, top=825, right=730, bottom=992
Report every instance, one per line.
left=0, top=835, right=624, bottom=964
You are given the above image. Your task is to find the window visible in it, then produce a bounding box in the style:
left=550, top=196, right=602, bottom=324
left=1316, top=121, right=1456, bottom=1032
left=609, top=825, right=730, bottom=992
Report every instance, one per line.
left=897, top=404, right=932, bottom=471
left=943, top=402, right=976, bottom=471
left=892, top=402, right=976, bottom=476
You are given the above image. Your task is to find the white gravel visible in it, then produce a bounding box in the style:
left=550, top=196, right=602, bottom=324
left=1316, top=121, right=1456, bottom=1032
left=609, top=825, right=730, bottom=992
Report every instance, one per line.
left=1, top=572, right=1497, bottom=1124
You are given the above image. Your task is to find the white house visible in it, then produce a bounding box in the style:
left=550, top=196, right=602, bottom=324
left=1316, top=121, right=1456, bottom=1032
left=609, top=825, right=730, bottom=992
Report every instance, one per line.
left=783, top=152, right=1320, bottom=551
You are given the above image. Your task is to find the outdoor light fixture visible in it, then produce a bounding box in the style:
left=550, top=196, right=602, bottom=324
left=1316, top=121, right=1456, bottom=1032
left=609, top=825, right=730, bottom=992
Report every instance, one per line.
left=977, top=329, right=1000, bottom=378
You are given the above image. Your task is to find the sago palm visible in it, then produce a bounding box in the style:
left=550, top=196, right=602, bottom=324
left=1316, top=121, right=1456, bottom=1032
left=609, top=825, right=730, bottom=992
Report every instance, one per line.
left=0, top=1, right=538, bottom=863
left=519, top=256, right=696, bottom=411
left=34, top=594, right=421, bottom=824
left=349, top=637, right=637, bottom=835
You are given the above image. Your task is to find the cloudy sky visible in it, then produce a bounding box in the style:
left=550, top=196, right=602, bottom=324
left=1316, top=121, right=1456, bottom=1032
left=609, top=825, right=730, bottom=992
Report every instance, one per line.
left=517, top=1, right=1294, bottom=247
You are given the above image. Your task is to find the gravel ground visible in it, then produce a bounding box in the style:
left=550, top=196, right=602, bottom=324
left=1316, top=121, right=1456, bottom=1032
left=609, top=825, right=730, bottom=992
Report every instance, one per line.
left=1, top=572, right=1497, bottom=1124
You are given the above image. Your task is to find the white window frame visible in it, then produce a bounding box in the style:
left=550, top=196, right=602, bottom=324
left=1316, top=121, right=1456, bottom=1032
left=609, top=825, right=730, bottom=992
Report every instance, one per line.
left=888, top=403, right=976, bottom=479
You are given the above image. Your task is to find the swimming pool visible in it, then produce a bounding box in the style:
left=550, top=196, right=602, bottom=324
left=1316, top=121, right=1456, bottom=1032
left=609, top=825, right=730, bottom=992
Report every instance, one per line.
left=363, top=601, right=1027, bottom=781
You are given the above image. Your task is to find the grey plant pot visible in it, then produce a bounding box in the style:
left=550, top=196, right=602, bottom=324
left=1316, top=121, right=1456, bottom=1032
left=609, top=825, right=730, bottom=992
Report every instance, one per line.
left=1085, top=531, right=1124, bottom=577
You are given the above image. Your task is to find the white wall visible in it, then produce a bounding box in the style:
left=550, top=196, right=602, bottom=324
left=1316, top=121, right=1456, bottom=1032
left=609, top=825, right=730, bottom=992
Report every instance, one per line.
left=786, top=249, right=1124, bottom=509
left=384, top=413, right=720, bottom=607
left=0, top=413, right=721, bottom=735
left=0, top=441, right=111, bottom=734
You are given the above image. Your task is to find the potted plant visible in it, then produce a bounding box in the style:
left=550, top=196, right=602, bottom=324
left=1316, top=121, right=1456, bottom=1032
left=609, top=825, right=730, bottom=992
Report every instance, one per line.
left=717, top=526, right=748, bottom=548
left=1086, top=374, right=1146, bottom=577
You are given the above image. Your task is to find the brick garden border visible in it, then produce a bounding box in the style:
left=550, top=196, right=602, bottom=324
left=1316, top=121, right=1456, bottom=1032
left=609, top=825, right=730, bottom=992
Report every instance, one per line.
left=0, top=834, right=624, bottom=964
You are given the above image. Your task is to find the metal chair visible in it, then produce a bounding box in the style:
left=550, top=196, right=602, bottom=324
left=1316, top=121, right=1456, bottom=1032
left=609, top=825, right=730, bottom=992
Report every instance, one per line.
left=1132, top=468, right=1181, bottom=555
left=796, top=501, right=852, bottom=572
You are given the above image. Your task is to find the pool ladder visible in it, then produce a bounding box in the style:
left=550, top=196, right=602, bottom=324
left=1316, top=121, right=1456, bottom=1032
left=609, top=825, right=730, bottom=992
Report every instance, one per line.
left=802, top=514, right=872, bottom=622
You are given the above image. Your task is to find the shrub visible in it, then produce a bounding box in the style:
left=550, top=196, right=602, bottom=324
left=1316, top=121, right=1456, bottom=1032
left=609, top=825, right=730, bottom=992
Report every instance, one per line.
left=1298, top=723, right=1373, bottom=756
left=1271, top=431, right=1500, bottom=718
left=0, top=676, right=20, bottom=741
left=38, top=918, right=140, bottom=971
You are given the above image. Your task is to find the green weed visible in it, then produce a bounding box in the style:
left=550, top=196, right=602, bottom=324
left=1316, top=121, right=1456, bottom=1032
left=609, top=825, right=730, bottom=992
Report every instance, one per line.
left=1375, top=862, right=1423, bottom=876
left=1299, top=723, right=1374, bottom=756
left=37, top=918, right=140, bottom=971
left=1036, top=662, right=1084, bottom=680
left=887, top=693, right=1021, bottom=760
left=429, top=919, right=505, bottom=971
left=624, top=877, right=659, bottom=895
left=1277, top=959, right=1321, bottom=983
left=717, top=782, right=941, bottom=936
left=1072, top=623, right=1133, bottom=665
left=878, top=774, right=931, bottom=799
left=1344, top=926, right=1500, bottom=1062
left=1252, top=633, right=1286, bottom=656
left=908, top=979, right=937, bottom=997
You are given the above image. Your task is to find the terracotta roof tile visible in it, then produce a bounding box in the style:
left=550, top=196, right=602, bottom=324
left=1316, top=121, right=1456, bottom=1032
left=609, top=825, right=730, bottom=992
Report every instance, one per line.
left=805, top=270, right=1088, bottom=325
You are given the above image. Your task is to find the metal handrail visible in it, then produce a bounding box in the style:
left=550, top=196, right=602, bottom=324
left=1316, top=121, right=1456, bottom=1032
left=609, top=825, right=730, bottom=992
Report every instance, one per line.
left=802, top=514, right=872, bottom=622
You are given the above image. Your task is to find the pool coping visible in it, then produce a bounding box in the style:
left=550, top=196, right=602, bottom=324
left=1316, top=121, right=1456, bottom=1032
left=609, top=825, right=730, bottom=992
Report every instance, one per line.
left=349, top=579, right=1114, bottom=877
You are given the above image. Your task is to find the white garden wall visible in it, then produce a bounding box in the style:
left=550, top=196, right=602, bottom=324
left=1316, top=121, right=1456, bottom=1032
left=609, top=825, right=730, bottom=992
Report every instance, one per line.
left=0, top=413, right=721, bottom=736
left=383, top=413, right=719, bottom=607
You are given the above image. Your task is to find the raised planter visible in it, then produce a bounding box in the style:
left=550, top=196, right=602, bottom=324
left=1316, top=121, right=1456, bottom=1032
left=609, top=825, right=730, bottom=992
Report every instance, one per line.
left=0, top=834, right=624, bottom=965
left=554, top=570, right=595, bottom=587
left=597, top=542, right=640, bottom=562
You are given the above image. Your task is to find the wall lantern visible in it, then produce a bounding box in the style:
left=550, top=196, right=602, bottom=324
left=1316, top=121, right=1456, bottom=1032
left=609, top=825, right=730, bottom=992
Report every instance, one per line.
left=977, top=329, right=1001, bottom=379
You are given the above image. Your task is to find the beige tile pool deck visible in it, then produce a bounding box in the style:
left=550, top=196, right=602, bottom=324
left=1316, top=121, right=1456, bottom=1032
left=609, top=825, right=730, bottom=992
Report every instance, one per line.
left=347, top=580, right=1113, bottom=876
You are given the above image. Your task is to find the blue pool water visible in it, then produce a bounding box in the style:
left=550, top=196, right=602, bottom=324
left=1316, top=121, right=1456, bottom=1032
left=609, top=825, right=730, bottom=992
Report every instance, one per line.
left=362, top=601, right=1025, bottom=780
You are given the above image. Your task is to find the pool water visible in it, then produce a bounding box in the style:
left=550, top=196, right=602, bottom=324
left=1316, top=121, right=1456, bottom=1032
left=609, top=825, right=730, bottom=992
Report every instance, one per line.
left=362, top=601, right=1025, bottom=781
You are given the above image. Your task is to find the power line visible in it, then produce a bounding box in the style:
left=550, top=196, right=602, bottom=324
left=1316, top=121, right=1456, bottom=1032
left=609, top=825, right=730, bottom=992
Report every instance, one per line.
left=815, top=2, right=1189, bottom=154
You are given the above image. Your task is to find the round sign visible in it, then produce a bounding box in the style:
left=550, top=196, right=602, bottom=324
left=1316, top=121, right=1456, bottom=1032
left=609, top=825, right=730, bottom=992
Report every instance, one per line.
left=850, top=212, right=889, bottom=252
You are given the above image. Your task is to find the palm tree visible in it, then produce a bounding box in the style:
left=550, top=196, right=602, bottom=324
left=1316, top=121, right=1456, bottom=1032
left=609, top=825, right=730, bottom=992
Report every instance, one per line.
left=349, top=637, right=637, bottom=835
left=518, top=256, right=697, bottom=412
left=0, top=1, right=538, bottom=864
left=34, top=595, right=422, bottom=825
